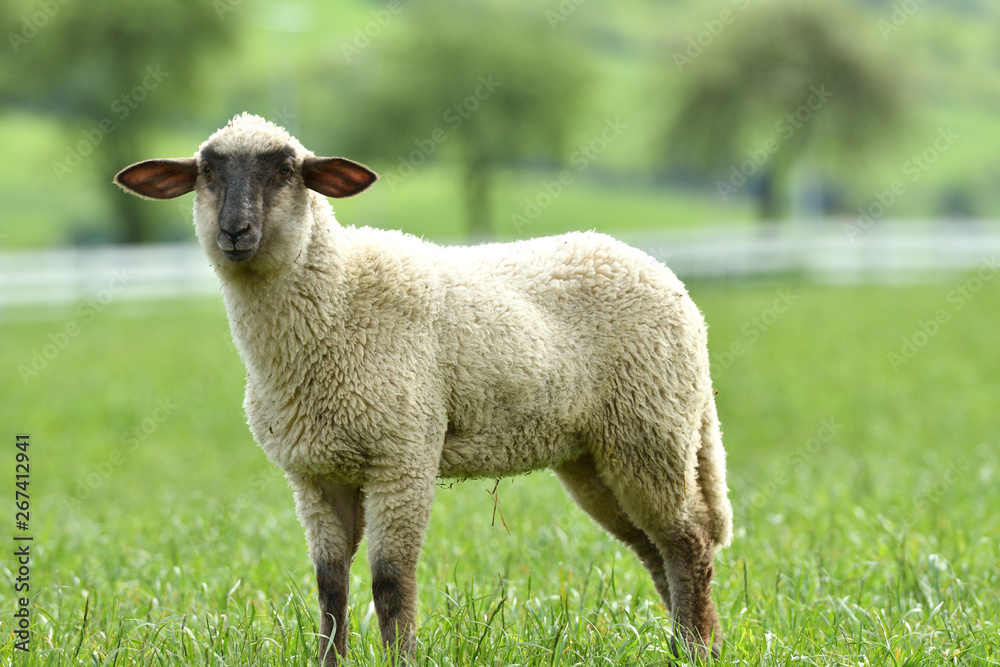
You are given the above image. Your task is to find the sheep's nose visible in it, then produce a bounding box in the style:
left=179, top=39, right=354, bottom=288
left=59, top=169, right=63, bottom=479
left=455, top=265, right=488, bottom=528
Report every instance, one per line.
left=217, top=219, right=254, bottom=253
left=223, top=225, right=249, bottom=244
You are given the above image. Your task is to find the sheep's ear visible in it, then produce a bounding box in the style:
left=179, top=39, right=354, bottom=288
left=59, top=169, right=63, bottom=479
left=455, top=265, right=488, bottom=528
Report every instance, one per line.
left=302, top=157, right=377, bottom=198
left=114, top=158, right=198, bottom=200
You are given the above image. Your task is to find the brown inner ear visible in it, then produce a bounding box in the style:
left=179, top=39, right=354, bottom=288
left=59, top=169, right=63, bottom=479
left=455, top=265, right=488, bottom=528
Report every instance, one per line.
left=114, top=158, right=198, bottom=200
left=302, top=157, right=377, bottom=198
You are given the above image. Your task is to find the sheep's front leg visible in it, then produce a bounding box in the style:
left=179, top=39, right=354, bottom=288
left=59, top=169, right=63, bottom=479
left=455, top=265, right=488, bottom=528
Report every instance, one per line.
left=365, top=471, right=436, bottom=660
left=289, top=475, right=365, bottom=665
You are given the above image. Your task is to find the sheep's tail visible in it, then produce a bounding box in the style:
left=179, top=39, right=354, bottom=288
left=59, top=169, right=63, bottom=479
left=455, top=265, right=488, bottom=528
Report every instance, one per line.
left=697, top=395, right=733, bottom=549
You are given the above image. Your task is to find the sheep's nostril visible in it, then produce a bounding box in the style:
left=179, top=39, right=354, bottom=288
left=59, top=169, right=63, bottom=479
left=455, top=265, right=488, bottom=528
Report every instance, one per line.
left=227, top=227, right=247, bottom=242
left=221, top=224, right=250, bottom=244
left=217, top=223, right=254, bottom=255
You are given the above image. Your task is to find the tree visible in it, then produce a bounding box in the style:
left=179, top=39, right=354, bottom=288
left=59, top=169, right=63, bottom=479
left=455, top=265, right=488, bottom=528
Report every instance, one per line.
left=343, top=0, right=592, bottom=237
left=0, top=0, right=236, bottom=242
left=664, top=2, right=906, bottom=220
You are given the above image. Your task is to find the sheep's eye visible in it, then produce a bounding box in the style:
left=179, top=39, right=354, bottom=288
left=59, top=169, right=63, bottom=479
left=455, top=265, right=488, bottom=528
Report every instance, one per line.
left=277, top=164, right=293, bottom=177
left=201, top=164, right=212, bottom=176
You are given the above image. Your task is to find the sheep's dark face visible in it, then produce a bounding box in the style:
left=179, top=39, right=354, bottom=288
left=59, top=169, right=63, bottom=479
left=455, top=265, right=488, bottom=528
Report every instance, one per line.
left=197, top=145, right=297, bottom=262
left=113, top=119, right=377, bottom=271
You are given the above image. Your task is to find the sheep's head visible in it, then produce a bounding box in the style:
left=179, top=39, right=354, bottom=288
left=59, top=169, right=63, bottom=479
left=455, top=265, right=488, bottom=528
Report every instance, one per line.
left=114, top=113, right=376, bottom=267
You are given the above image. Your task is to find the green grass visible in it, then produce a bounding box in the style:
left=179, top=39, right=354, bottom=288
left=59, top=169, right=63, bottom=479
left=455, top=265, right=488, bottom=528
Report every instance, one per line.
left=2, top=278, right=998, bottom=664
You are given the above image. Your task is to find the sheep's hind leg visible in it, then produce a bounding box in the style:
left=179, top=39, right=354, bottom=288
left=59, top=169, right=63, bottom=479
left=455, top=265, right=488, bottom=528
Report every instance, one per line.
left=289, top=476, right=365, bottom=665
left=553, top=455, right=672, bottom=607
left=660, top=518, right=721, bottom=659
left=364, top=470, right=437, bottom=662
left=612, top=477, right=722, bottom=659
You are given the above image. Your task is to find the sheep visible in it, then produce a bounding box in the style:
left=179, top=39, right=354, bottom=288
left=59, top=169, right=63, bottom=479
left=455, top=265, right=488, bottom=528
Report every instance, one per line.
left=114, top=112, right=733, bottom=663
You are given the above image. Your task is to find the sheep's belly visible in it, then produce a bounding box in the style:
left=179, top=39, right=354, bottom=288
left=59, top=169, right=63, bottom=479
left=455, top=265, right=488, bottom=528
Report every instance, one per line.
left=438, top=428, right=581, bottom=480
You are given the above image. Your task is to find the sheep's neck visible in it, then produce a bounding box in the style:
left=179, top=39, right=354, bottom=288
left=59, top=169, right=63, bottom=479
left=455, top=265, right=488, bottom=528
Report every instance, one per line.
left=220, top=216, right=347, bottom=391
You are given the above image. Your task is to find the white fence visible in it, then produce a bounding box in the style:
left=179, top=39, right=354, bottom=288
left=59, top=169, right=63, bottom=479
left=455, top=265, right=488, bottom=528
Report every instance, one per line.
left=2, top=221, right=999, bottom=310
left=620, top=220, right=1000, bottom=284
left=0, top=243, right=218, bottom=310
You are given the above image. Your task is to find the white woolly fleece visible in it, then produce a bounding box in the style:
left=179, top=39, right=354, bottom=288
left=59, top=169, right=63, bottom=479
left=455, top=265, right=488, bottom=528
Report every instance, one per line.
left=192, top=114, right=733, bottom=564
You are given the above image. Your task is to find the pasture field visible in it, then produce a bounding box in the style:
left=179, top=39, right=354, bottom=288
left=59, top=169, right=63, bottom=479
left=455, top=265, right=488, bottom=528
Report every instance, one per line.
left=1, top=278, right=998, bottom=665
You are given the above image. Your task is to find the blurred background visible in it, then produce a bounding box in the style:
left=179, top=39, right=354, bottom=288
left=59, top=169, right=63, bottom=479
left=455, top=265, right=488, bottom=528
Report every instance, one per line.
left=1, top=0, right=998, bottom=249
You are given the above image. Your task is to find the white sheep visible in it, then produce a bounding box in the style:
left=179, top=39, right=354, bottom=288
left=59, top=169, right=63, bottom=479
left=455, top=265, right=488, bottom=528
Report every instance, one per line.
left=114, top=113, right=733, bottom=663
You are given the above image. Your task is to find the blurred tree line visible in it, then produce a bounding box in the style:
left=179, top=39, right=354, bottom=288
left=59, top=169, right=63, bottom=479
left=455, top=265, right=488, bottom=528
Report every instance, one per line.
left=1, top=0, right=907, bottom=242
left=0, top=0, right=235, bottom=243
left=339, top=0, right=591, bottom=237
left=665, top=3, right=905, bottom=220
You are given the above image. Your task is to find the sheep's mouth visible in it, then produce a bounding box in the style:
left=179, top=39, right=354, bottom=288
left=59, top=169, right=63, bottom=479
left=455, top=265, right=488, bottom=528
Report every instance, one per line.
left=216, top=227, right=261, bottom=262
left=221, top=247, right=258, bottom=262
